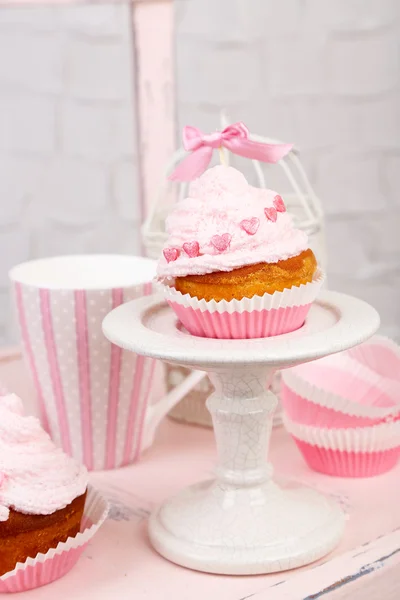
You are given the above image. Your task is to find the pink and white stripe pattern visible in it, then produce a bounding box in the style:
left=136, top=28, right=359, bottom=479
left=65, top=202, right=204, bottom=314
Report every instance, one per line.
left=13, top=281, right=155, bottom=471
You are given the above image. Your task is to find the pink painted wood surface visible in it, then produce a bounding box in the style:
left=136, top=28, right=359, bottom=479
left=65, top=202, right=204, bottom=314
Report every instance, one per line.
left=132, top=0, right=175, bottom=219
left=1, top=348, right=399, bottom=599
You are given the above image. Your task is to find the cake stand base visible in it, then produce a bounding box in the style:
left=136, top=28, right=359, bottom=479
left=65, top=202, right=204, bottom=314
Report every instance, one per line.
left=149, top=479, right=344, bottom=575
left=103, top=291, right=380, bottom=575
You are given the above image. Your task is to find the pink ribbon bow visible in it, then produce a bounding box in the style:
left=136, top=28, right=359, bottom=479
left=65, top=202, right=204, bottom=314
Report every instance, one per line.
left=169, top=122, right=293, bottom=182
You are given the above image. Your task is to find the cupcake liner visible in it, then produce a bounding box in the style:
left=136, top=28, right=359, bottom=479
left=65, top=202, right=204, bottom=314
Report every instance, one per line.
left=293, top=441, right=399, bottom=477
left=285, top=416, right=400, bottom=477
left=348, top=335, right=400, bottom=384
left=0, top=485, right=109, bottom=593
left=281, top=352, right=400, bottom=428
left=164, top=269, right=325, bottom=339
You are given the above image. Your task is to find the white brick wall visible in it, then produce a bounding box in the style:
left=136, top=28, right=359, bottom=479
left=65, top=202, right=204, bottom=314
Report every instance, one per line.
left=0, top=93, right=56, bottom=154
left=330, top=36, right=398, bottom=96
left=0, top=4, right=141, bottom=344
left=0, top=0, right=399, bottom=346
left=176, top=0, right=400, bottom=341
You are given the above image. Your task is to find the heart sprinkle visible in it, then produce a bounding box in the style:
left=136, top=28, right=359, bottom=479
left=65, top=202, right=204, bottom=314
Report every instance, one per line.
left=163, top=247, right=180, bottom=263
left=240, top=217, right=260, bottom=236
left=211, top=233, right=232, bottom=253
left=183, top=241, right=200, bottom=258
left=264, top=207, right=277, bottom=222
left=273, top=195, right=286, bottom=212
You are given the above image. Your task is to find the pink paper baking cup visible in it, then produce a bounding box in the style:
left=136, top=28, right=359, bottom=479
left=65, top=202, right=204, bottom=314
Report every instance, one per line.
left=169, top=301, right=312, bottom=339
left=0, top=485, right=109, bottom=593
left=293, top=440, right=400, bottom=477
left=281, top=353, right=400, bottom=428
left=164, top=269, right=325, bottom=339
left=285, top=417, right=400, bottom=478
left=348, top=335, right=400, bottom=384
left=281, top=384, right=389, bottom=428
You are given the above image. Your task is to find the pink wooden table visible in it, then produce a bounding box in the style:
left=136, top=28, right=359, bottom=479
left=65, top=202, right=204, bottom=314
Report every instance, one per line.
left=1, top=348, right=400, bottom=599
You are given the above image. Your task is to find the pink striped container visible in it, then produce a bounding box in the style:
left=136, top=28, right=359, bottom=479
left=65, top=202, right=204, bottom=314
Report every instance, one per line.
left=281, top=352, right=400, bottom=428
left=284, top=416, right=400, bottom=477
left=9, top=255, right=170, bottom=471
left=164, top=269, right=325, bottom=339
left=0, top=485, right=108, bottom=593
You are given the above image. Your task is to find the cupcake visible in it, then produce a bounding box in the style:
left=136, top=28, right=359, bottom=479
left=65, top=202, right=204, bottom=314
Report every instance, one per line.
left=158, top=165, right=324, bottom=339
left=0, top=394, right=88, bottom=576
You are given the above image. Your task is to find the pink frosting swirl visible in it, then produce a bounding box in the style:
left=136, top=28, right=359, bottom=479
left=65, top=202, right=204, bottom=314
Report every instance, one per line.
left=157, top=165, right=308, bottom=278
left=0, top=394, right=87, bottom=521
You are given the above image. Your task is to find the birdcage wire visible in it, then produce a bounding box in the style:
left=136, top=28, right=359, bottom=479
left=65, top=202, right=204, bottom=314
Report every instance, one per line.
left=142, top=125, right=326, bottom=266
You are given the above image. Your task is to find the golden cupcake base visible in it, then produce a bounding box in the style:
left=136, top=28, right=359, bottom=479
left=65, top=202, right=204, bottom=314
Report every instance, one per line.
left=175, top=249, right=317, bottom=302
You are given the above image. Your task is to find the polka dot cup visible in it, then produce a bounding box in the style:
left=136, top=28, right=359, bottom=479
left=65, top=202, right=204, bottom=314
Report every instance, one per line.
left=9, top=255, right=181, bottom=471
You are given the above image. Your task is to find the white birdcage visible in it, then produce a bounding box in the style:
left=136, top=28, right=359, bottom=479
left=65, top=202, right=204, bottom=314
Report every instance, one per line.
left=142, top=120, right=326, bottom=428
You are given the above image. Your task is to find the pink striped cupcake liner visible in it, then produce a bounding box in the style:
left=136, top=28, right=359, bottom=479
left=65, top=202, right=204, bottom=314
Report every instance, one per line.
left=284, top=417, right=400, bottom=477
left=0, top=486, right=109, bottom=593
left=164, top=269, right=325, bottom=339
left=281, top=352, right=400, bottom=429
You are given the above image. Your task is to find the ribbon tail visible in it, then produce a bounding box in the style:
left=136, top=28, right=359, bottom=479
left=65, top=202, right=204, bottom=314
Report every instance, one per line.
left=225, top=139, right=293, bottom=164
left=168, top=146, right=213, bottom=182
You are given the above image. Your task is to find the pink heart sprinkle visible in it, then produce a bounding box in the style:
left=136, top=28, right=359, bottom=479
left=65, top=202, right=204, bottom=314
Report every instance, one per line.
left=240, top=217, right=260, bottom=236
left=211, top=233, right=232, bottom=253
left=163, top=247, right=180, bottom=263
left=0, top=473, right=5, bottom=487
left=264, top=207, right=277, bottom=222
left=183, top=241, right=200, bottom=258
left=273, top=195, right=286, bottom=212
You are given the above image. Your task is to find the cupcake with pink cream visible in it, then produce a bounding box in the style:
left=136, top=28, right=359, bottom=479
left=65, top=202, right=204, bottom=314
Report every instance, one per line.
left=158, top=165, right=324, bottom=339
left=0, top=394, right=108, bottom=591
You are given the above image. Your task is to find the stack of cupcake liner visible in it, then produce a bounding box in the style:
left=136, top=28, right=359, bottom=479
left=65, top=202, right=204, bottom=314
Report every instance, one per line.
left=347, top=336, right=400, bottom=383
left=164, top=269, right=325, bottom=339
left=0, top=486, right=109, bottom=593
left=282, top=336, right=400, bottom=477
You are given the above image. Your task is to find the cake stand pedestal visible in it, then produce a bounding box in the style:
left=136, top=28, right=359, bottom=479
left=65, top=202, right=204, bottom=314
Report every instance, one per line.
left=103, top=291, right=379, bottom=575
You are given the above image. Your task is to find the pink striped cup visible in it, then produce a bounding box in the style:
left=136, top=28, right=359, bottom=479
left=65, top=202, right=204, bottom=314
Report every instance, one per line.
left=9, top=255, right=192, bottom=471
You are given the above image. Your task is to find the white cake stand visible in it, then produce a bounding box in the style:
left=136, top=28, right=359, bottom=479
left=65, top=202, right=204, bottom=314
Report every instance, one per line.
left=103, top=291, right=379, bottom=575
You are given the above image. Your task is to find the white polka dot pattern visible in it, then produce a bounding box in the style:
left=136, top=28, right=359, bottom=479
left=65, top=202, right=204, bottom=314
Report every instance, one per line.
left=13, top=280, right=158, bottom=470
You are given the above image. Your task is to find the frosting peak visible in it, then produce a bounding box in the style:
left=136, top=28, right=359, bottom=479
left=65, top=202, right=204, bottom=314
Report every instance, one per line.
left=0, top=394, right=88, bottom=521
left=158, top=165, right=308, bottom=278
left=189, top=164, right=249, bottom=199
